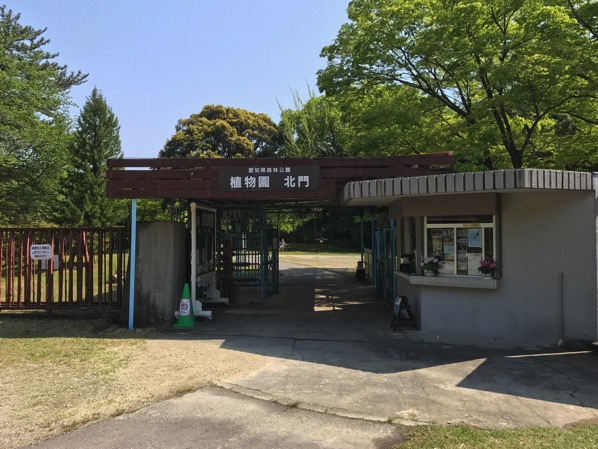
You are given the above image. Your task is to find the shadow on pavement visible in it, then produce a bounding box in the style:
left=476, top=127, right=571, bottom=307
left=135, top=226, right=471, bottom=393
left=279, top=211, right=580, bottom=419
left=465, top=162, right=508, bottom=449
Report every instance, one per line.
left=163, top=263, right=598, bottom=412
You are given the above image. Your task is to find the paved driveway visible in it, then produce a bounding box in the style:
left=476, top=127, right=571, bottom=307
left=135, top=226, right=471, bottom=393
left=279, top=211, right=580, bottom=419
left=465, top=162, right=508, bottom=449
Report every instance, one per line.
left=25, top=263, right=598, bottom=448
left=194, top=263, right=598, bottom=428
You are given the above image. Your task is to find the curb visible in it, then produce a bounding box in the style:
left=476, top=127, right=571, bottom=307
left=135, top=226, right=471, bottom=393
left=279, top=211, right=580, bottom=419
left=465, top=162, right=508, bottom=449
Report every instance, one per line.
left=212, top=381, right=423, bottom=427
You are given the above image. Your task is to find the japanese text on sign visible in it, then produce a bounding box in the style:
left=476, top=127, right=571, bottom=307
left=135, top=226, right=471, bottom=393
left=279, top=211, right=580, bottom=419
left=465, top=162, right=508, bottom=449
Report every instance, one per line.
left=220, top=165, right=320, bottom=191
left=30, top=244, right=52, bottom=260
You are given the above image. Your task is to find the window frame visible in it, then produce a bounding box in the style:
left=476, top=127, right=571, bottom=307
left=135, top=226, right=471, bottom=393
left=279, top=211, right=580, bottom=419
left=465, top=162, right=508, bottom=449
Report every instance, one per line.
left=423, top=215, right=497, bottom=277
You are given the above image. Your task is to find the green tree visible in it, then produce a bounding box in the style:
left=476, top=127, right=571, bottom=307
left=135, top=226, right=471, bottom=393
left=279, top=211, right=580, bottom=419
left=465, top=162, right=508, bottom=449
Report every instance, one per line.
left=136, top=199, right=172, bottom=221
left=278, top=86, right=346, bottom=158
left=318, top=0, right=598, bottom=170
left=160, top=105, right=282, bottom=159
left=56, top=88, right=126, bottom=226
left=566, top=0, right=598, bottom=39
left=332, top=85, right=466, bottom=158
left=0, top=6, right=87, bottom=225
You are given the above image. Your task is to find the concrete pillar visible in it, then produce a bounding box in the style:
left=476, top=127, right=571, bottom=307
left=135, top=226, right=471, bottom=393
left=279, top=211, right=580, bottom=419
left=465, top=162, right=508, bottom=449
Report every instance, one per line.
left=122, top=221, right=187, bottom=326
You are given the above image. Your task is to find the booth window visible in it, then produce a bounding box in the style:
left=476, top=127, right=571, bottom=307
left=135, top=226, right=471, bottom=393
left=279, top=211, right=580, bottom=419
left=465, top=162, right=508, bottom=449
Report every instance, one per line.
left=424, top=215, right=496, bottom=276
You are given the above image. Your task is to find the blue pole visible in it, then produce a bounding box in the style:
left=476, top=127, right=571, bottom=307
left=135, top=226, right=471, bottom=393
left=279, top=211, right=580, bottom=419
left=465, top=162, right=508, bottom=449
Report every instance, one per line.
left=371, top=217, right=376, bottom=289
left=391, top=219, right=397, bottom=302
left=128, top=199, right=137, bottom=330
left=360, top=212, right=364, bottom=263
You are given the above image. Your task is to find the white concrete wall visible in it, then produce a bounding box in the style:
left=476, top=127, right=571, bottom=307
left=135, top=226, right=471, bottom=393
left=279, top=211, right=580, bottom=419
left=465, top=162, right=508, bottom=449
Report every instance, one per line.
left=393, top=190, right=598, bottom=345
left=399, top=193, right=498, bottom=216
left=499, top=191, right=596, bottom=343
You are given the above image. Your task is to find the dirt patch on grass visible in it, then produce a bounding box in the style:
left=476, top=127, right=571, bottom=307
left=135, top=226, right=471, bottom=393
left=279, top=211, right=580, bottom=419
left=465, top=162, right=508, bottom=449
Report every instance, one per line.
left=0, top=317, right=269, bottom=449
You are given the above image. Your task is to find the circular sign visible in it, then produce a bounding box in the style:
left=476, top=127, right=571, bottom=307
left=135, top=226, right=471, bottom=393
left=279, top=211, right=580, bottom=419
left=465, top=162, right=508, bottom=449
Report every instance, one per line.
left=179, top=300, right=190, bottom=315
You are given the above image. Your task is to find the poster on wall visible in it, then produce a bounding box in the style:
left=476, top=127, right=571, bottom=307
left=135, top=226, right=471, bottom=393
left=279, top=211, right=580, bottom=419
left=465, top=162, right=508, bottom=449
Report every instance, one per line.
left=466, top=253, right=481, bottom=275
left=431, top=229, right=443, bottom=255
left=457, top=253, right=468, bottom=273
left=468, top=229, right=482, bottom=248
left=456, top=229, right=469, bottom=275
left=439, top=260, right=454, bottom=275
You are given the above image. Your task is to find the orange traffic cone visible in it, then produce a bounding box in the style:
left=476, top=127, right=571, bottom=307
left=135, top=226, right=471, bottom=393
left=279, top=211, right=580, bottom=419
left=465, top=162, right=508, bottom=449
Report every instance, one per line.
left=173, top=283, right=195, bottom=329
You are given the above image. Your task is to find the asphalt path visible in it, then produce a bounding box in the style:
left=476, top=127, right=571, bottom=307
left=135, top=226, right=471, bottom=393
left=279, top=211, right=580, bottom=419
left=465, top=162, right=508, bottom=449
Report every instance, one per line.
left=24, top=387, right=406, bottom=449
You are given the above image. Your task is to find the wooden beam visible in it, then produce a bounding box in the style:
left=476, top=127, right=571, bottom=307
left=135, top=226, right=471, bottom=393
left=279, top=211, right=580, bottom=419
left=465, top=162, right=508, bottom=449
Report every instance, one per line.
left=106, top=153, right=455, bottom=169
left=106, top=154, right=456, bottom=201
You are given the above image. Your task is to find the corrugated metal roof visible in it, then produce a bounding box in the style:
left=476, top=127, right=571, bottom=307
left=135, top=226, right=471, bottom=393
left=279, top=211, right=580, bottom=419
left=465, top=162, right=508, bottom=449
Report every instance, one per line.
left=341, top=169, right=596, bottom=206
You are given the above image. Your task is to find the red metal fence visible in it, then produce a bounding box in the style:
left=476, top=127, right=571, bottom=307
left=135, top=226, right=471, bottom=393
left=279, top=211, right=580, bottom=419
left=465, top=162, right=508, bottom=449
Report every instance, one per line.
left=0, top=228, right=129, bottom=312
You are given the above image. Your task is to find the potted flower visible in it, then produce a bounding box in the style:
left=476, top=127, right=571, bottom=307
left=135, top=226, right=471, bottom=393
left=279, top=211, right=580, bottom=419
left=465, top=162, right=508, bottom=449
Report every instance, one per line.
left=421, top=256, right=441, bottom=276
left=478, top=259, right=497, bottom=278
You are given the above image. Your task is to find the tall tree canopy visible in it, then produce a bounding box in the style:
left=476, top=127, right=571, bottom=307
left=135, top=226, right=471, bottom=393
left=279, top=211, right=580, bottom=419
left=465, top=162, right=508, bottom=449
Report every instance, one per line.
left=333, top=85, right=463, bottom=157
left=0, top=6, right=87, bottom=224
left=279, top=87, right=346, bottom=158
left=160, top=105, right=281, bottom=159
left=318, top=0, right=598, bottom=170
left=56, top=88, right=126, bottom=226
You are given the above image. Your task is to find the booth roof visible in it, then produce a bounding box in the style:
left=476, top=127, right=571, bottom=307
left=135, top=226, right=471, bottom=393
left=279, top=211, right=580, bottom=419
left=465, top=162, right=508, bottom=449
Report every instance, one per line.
left=341, top=169, right=596, bottom=206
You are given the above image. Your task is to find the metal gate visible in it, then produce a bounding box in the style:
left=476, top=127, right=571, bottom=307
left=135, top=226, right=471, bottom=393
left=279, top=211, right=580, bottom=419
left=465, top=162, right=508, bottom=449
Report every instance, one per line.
left=374, top=220, right=397, bottom=302
left=260, top=228, right=279, bottom=298
left=364, top=219, right=396, bottom=304
left=218, top=209, right=279, bottom=299
left=0, top=228, right=129, bottom=311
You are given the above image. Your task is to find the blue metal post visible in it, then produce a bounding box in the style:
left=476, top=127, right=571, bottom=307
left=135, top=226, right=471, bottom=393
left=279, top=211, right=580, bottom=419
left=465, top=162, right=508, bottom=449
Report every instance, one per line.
left=360, top=212, right=364, bottom=263
left=128, top=199, right=137, bottom=330
left=371, top=217, right=376, bottom=290
left=390, top=219, right=397, bottom=302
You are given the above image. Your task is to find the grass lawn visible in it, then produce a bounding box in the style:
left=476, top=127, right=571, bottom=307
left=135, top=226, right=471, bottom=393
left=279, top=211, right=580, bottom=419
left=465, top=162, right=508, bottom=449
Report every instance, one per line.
left=279, top=242, right=362, bottom=276
left=282, top=241, right=362, bottom=254
left=0, top=316, right=151, bottom=448
left=399, top=424, right=598, bottom=449
left=0, top=314, right=268, bottom=449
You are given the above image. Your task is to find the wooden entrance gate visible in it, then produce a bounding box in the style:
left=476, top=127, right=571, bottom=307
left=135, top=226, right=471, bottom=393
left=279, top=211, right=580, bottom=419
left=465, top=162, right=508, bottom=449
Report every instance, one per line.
left=0, top=228, right=129, bottom=312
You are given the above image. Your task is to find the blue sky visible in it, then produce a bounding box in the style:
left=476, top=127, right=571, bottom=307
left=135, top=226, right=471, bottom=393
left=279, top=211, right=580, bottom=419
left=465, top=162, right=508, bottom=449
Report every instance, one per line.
left=10, top=1, right=349, bottom=158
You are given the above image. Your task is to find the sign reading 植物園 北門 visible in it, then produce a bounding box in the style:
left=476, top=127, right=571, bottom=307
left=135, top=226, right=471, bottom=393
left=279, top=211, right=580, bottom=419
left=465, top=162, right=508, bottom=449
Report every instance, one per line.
left=219, top=165, right=320, bottom=192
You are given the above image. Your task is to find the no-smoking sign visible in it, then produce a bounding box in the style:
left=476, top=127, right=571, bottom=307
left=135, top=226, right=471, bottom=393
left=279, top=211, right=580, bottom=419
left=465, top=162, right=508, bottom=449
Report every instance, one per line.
left=179, top=299, right=190, bottom=316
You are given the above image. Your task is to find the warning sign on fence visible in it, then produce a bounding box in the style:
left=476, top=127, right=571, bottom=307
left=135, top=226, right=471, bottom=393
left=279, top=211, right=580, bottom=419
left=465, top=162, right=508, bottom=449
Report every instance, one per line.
left=30, top=244, right=52, bottom=260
